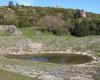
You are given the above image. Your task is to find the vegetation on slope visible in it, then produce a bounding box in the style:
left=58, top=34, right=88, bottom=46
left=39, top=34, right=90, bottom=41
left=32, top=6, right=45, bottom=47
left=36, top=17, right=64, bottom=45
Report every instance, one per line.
left=0, top=1, right=100, bottom=37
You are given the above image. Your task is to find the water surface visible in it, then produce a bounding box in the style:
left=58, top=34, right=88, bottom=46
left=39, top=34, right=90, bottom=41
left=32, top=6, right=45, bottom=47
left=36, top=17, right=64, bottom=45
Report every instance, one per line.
left=5, top=54, right=93, bottom=64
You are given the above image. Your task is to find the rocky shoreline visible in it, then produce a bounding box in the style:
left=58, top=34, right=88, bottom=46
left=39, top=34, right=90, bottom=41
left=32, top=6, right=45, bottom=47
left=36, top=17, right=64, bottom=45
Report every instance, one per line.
left=2, top=43, right=99, bottom=80
left=0, top=61, right=100, bottom=80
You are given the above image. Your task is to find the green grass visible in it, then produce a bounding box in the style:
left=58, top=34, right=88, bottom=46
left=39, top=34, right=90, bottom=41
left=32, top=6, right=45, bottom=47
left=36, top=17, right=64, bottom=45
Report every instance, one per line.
left=19, top=27, right=35, bottom=38
left=96, top=53, right=100, bottom=57
left=0, top=31, right=12, bottom=36
left=19, top=27, right=56, bottom=38
left=0, top=69, right=33, bottom=80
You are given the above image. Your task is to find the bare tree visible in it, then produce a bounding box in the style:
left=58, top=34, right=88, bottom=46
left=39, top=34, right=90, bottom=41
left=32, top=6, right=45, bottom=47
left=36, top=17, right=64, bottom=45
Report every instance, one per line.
left=38, top=15, right=65, bottom=31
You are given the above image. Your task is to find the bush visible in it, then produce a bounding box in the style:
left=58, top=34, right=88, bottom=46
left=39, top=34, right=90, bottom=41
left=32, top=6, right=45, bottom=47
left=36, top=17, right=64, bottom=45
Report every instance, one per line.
left=89, top=21, right=97, bottom=34
left=52, top=27, right=65, bottom=35
left=96, top=24, right=100, bottom=35
left=71, top=19, right=100, bottom=37
left=38, top=15, right=66, bottom=35
left=72, top=21, right=90, bottom=37
left=17, top=16, right=32, bottom=28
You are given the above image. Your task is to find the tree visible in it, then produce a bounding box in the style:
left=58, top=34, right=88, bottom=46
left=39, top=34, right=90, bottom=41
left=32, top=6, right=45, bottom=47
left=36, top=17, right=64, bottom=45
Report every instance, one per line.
left=16, top=3, right=19, bottom=7
left=21, top=4, right=25, bottom=8
left=8, top=1, right=14, bottom=8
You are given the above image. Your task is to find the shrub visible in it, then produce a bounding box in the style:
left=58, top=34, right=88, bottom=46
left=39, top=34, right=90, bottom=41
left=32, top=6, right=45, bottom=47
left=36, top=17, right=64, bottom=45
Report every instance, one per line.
left=72, top=21, right=90, bottom=37
left=89, top=21, right=97, bottom=34
left=96, top=24, right=100, bottom=35
left=52, top=27, right=65, bottom=35
left=38, top=15, right=65, bottom=35
left=17, top=16, right=32, bottom=28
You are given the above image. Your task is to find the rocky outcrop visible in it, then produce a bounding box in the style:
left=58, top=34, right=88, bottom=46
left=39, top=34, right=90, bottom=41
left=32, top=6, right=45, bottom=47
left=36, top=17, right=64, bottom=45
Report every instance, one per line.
left=74, top=10, right=87, bottom=19
left=0, top=25, right=22, bottom=36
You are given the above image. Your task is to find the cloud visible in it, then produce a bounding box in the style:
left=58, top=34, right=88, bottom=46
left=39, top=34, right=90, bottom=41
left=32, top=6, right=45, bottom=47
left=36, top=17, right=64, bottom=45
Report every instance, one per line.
left=11, top=0, right=35, bottom=6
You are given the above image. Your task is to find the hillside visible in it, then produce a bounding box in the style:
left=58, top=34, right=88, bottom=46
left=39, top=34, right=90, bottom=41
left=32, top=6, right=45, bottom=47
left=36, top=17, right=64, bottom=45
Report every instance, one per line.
left=0, top=6, right=100, bottom=25
left=0, top=6, right=100, bottom=80
left=0, top=6, right=100, bottom=36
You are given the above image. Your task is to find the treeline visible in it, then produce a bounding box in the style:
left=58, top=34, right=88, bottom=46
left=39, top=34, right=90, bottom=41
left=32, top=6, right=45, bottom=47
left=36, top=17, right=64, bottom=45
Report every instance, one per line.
left=0, top=1, right=100, bottom=37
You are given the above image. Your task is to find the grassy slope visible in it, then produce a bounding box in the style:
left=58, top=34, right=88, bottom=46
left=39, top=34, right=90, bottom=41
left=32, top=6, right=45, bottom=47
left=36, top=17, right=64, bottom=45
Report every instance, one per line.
left=19, top=27, right=35, bottom=38
left=0, top=69, right=33, bottom=80
left=20, top=27, right=100, bottom=55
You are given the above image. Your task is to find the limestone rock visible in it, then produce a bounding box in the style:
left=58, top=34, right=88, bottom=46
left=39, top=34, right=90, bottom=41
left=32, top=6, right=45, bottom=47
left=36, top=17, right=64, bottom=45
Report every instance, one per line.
left=74, top=10, right=87, bottom=19
left=0, top=25, right=22, bottom=36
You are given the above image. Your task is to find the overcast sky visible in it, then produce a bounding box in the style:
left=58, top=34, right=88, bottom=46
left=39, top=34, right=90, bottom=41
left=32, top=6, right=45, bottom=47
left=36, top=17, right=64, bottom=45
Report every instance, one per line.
left=0, top=0, right=99, bottom=14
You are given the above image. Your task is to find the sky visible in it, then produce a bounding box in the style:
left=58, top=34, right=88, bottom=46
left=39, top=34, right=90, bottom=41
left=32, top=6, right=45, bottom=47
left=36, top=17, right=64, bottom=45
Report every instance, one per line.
left=0, top=0, right=99, bottom=14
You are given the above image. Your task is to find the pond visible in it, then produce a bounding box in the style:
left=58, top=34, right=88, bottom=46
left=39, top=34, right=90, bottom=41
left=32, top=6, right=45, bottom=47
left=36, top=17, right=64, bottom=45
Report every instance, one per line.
left=5, top=54, right=93, bottom=64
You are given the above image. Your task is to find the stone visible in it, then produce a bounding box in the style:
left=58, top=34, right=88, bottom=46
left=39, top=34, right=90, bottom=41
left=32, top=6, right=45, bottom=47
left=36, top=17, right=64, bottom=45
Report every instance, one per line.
left=0, top=25, right=22, bottom=36
left=38, top=75, right=63, bottom=80
left=0, top=25, right=16, bottom=31
left=74, top=10, right=87, bottom=19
